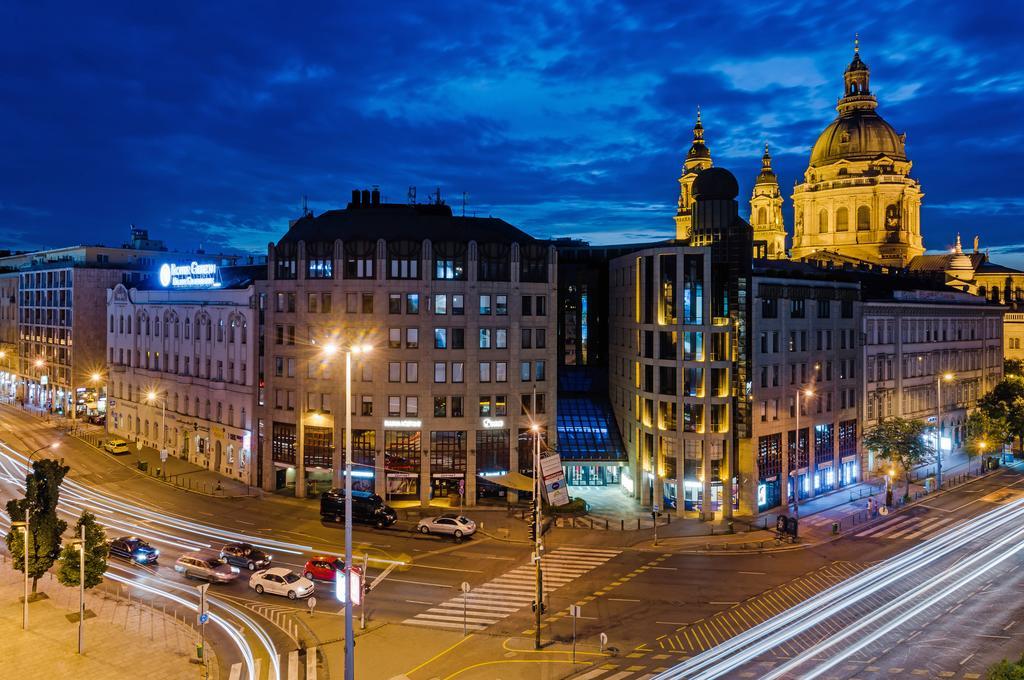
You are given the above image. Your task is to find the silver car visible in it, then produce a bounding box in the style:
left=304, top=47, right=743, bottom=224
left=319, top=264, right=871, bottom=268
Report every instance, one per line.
left=417, top=513, right=477, bottom=539
left=174, top=551, right=239, bottom=583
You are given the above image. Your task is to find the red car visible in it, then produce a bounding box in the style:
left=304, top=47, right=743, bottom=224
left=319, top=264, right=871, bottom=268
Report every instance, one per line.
left=303, top=556, right=342, bottom=581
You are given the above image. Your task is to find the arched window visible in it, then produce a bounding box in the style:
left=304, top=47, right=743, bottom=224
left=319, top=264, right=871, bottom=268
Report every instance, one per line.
left=127, top=316, right=132, bottom=334
left=240, top=407, right=247, bottom=430
left=818, top=209, right=829, bottom=233
left=184, top=318, right=191, bottom=339
left=857, top=205, right=871, bottom=231
left=757, top=207, right=767, bottom=225
left=154, top=317, right=160, bottom=337
left=194, top=397, right=200, bottom=416
left=835, top=207, right=849, bottom=232
left=205, top=399, right=211, bottom=419
left=885, top=204, right=900, bottom=230
left=228, top=405, right=234, bottom=427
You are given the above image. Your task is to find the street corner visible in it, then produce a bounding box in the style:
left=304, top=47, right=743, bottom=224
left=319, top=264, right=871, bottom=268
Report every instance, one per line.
left=399, top=634, right=609, bottom=680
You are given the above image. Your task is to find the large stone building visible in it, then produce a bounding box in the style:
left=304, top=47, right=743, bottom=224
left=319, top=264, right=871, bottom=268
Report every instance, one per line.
left=790, top=42, right=924, bottom=267
left=0, top=229, right=237, bottom=418
left=105, top=265, right=262, bottom=483
left=256, top=190, right=558, bottom=504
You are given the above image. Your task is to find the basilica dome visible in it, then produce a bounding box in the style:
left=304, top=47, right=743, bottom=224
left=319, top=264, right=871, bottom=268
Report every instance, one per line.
left=809, top=110, right=906, bottom=167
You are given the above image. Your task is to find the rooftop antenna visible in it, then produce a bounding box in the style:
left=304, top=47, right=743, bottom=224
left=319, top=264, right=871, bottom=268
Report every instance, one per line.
left=408, top=186, right=417, bottom=205
left=435, top=186, right=442, bottom=205
left=462, top=192, right=468, bottom=217
left=301, top=194, right=310, bottom=217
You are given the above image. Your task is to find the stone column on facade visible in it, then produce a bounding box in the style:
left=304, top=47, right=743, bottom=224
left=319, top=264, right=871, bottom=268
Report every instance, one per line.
left=721, top=438, right=734, bottom=519
left=419, top=441, right=431, bottom=508
left=465, top=442, right=477, bottom=508
left=675, top=442, right=685, bottom=518
left=652, top=436, right=664, bottom=511
left=374, top=437, right=387, bottom=499
left=701, top=435, right=714, bottom=521
left=296, top=368, right=307, bottom=499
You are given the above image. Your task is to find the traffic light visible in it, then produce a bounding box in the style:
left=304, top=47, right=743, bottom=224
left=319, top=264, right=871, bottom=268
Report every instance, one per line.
left=528, top=515, right=537, bottom=541
left=531, top=600, right=547, bottom=614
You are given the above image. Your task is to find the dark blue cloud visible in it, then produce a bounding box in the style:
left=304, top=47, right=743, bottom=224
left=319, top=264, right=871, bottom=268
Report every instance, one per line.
left=0, top=1, right=1022, bottom=258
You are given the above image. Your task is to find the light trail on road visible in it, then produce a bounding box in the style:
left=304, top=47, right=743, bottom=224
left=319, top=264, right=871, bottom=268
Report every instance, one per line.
left=651, top=496, right=1024, bottom=679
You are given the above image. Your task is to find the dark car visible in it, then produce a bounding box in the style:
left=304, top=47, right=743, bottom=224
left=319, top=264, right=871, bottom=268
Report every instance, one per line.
left=320, top=489, right=398, bottom=529
left=219, top=542, right=273, bottom=571
left=108, top=536, right=160, bottom=564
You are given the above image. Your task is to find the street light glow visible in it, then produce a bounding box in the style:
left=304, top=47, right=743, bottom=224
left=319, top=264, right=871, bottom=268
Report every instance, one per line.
left=942, top=372, right=954, bottom=381
left=804, top=388, right=814, bottom=397
left=90, top=372, right=101, bottom=382
left=146, top=390, right=157, bottom=402
left=34, top=358, right=44, bottom=368
left=322, top=342, right=338, bottom=356
left=353, top=343, right=372, bottom=355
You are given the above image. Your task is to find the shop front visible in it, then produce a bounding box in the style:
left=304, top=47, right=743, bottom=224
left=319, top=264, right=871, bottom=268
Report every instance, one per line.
left=564, top=463, right=621, bottom=486
left=475, top=429, right=510, bottom=500
left=384, top=426, right=421, bottom=500
left=429, top=430, right=467, bottom=504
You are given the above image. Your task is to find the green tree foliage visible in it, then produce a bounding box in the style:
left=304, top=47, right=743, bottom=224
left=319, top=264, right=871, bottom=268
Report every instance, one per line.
left=978, top=377, right=1024, bottom=451
left=863, top=417, right=934, bottom=500
left=5, top=458, right=69, bottom=593
left=987, top=653, right=1024, bottom=680
left=1003, top=358, right=1024, bottom=379
left=965, top=409, right=1007, bottom=473
left=57, top=510, right=108, bottom=589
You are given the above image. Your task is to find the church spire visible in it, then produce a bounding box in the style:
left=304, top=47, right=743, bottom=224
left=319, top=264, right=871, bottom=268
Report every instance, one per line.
left=675, top=107, right=713, bottom=241
left=839, top=35, right=875, bottom=114
left=751, top=142, right=786, bottom=259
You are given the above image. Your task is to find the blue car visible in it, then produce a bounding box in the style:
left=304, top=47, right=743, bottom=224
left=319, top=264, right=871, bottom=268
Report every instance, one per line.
left=109, top=536, right=160, bottom=564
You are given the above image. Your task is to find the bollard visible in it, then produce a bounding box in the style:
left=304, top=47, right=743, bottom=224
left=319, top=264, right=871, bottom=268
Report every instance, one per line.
left=620, top=519, right=624, bottom=531
left=637, top=518, right=640, bottom=530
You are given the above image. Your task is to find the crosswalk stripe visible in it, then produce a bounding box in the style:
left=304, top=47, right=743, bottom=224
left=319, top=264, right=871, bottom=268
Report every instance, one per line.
left=853, top=515, right=915, bottom=537
left=437, top=602, right=520, bottom=613
left=889, top=516, right=938, bottom=538
left=902, top=516, right=954, bottom=539
left=551, top=547, right=621, bottom=555
left=402, top=618, right=487, bottom=631
left=571, top=669, right=615, bottom=680
left=422, top=610, right=499, bottom=623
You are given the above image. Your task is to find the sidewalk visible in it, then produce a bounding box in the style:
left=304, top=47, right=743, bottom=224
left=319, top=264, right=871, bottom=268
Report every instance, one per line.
left=0, top=554, right=202, bottom=678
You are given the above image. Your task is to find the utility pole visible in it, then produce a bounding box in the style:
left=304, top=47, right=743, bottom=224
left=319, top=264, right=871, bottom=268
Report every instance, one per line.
left=78, top=523, right=85, bottom=653
left=532, top=422, right=543, bottom=650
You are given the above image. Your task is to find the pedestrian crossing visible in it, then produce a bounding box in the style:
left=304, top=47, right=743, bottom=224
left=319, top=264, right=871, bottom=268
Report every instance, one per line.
left=402, top=546, right=621, bottom=631
left=571, top=668, right=657, bottom=680
left=853, top=513, right=956, bottom=540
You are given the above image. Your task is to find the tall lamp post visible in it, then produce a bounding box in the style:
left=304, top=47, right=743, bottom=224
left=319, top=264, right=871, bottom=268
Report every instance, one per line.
left=790, top=388, right=814, bottom=514
left=69, top=524, right=86, bottom=653
left=322, top=341, right=371, bottom=680
left=10, top=441, right=58, bottom=632
left=145, top=390, right=167, bottom=462
left=33, top=358, right=45, bottom=411
left=530, top=422, right=543, bottom=650
left=936, top=372, right=955, bottom=488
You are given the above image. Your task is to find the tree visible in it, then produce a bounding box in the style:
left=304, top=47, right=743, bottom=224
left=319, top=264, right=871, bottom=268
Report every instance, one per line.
left=987, top=653, right=1024, bottom=680
left=978, top=378, right=1024, bottom=452
left=1003, top=358, right=1024, bottom=379
left=5, top=458, right=69, bottom=593
left=965, top=409, right=1007, bottom=474
left=57, top=510, right=108, bottom=589
left=864, top=417, right=934, bottom=500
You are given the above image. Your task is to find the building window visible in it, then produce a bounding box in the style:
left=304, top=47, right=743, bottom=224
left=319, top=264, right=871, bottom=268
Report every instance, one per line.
left=271, top=422, right=296, bottom=464
left=451, top=396, right=464, bottom=417
left=434, top=362, right=446, bottom=383
left=835, top=207, right=849, bottom=232
left=434, top=396, right=447, bottom=417
left=479, top=329, right=492, bottom=349
left=495, top=295, right=508, bottom=315
left=857, top=205, right=870, bottom=231
left=389, top=294, right=402, bottom=314
left=452, top=294, right=464, bottom=315
left=405, top=362, right=418, bottom=382
left=476, top=429, right=510, bottom=472
left=452, top=362, right=464, bottom=383
left=406, top=294, right=419, bottom=314
left=479, top=295, right=492, bottom=315
left=429, top=431, right=466, bottom=472
left=406, top=328, right=419, bottom=349
left=479, top=396, right=492, bottom=416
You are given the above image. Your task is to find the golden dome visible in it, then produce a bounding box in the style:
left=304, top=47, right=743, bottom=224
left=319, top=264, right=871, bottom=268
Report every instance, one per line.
left=809, top=110, right=906, bottom=167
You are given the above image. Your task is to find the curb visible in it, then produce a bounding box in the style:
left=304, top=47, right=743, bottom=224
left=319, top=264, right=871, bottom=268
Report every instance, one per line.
left=71, top=432, right=252, bottom=500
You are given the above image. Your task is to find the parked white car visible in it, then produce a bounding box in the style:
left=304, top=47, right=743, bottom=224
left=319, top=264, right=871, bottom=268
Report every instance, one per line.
left=417, top=513, right=477, bottom=539
left=248, top=567, right=315, bottom=600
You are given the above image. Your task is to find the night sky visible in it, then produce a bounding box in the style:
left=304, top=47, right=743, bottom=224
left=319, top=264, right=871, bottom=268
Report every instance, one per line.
left=3, top=3, right=1023, bottom=264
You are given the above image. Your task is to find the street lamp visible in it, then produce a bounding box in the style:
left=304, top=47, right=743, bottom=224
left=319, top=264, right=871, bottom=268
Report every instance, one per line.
left=11, top=520, right=28, bottom=629
left=789, top=388, right=814, bottom=514
left=68, top=523, right=86, bottom=653
left=29, top=442, right=60, bottom=460
left=530, top=421, right=543, bottom=650
left=145, top=390, right=167, bottom=462
left=936, top=372, right=955, bottom=489
left=321, top=340, right=372, bottom=680
left=978, top=440, right=988, bottom=475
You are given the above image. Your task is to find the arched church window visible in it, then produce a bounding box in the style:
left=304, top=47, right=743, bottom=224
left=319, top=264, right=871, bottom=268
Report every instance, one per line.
left=835, top=207, right=849, bottom=232
left=857, top=206, right=871, bottom=231
left=818, top=209, right=829, bottom=234
left=757, top=207, right=767, bottom=225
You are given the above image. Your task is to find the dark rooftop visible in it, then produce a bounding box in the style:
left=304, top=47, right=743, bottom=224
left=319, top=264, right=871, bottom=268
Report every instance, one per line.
left=277, top=200, right=537, bottom=246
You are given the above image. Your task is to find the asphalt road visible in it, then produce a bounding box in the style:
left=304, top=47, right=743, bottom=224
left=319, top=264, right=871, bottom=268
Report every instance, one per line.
left=2, top=403, right=1022, bottom=680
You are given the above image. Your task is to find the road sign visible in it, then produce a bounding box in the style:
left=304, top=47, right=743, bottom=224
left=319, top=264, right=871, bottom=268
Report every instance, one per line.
left=461, top=581, right=471, bottom=593
left=569, top=604, right=581, bottom=617
left=652, top=504, right=659, bottom=514
left=198, top=612, right=209, bottom=625
left=458, top=478, right=465, bottom=496
left=599, top=632, right=608, bottom=652
left=159, top=448, right=168, bottom=463
left=196, top=582, right=209, bottom=616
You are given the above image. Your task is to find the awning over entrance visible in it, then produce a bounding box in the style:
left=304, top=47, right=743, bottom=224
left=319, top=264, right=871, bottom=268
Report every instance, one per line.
left=478, top=471, right=533, bottom=491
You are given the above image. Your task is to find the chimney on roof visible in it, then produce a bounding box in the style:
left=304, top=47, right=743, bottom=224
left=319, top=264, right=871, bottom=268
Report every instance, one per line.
left=351, top=189, right=361, bottom=207
left=371, top=185, right=380, bottom=205
left=361, top=189, right=371, bottom=206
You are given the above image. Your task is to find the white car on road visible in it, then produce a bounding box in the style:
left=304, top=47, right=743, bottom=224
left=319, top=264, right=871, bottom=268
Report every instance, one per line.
left=249, top=567, right=315, bottom=600
left=417, top=513, right=477, bottom=539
